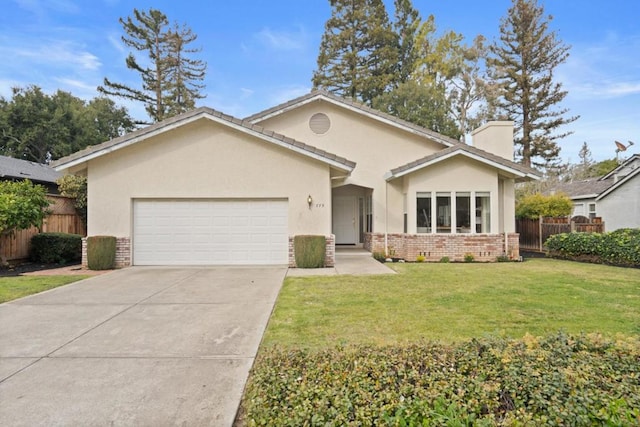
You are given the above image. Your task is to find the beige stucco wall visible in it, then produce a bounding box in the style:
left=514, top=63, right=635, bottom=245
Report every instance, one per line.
left=86, top=118, right=332, bottom=237
left=254, top=101, right=444, bottom=234
left=402, top=156, right=501, bottom=234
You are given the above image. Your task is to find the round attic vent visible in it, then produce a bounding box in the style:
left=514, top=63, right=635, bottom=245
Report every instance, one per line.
left=309, top=113, right=331, bottom=135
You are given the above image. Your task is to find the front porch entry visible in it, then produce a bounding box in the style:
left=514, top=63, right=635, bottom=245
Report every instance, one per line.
left=332, top=184, right=372, bottom=246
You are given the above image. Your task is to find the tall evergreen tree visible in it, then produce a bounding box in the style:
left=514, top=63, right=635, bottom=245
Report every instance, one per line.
left=164, top=23, right=207, bottom=117
left=312, top=0, right=397, bottom=105
left=392, top=0, right=421, bottom=87
left=487, top=0, right=578, bottom=168
left=98, top=8, right=206, bottom=123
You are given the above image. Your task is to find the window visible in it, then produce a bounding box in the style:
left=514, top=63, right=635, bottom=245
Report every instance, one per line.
left=456, top=192, right=471, bottom=233
left=436, top=193, right=451, bottom=233
left=475, top=192, right=491, bottom=233
left=417, top=191, right=491, bottom=234
left=416, top=192, right=431, bottom=233
left=588, top=203, right=596, bottom=220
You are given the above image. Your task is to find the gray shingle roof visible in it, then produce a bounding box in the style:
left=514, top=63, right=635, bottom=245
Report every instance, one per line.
left=245, top=90, right=462, bottom=148
left=52, top=107, right=356, bottom=172
left=547, top=177, right=615, bottom=198
left=0, top=155, right=61, bottom=183
left=388, top=143, right=541, bottom=181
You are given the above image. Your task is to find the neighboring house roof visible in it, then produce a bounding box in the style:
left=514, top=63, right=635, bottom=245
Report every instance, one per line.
left=600, top=153, right=640, bottom=180
left=245, top=90, right=461, bottom=149
left=596, top=166, right=640, bottom=201
left=385, top=144, right=542, bottom=181
left=0, top=155, right=61, bottom=184
left=548, top=177, right=615, bottom=199
left=52, top=107, right=356, bottom=173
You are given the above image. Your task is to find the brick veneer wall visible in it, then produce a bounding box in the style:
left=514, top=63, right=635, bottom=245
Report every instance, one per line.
left=365, top=232, right=520, bottom=262
left=81, top=237, right=131, bottom=269
left=288, top=234, right=335, bottom=268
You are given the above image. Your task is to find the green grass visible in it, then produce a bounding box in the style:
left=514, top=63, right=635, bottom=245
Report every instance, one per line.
left=0, top=276, right=89, bottom=303
left=263, top=259, right=640, bottom=349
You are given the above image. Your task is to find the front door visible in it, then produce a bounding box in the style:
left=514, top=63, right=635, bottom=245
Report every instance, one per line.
left=333, top=196, right=358, bottom=244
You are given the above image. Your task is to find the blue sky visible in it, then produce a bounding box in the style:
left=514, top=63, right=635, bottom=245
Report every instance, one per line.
left=1, top=0, right=638, bottom=163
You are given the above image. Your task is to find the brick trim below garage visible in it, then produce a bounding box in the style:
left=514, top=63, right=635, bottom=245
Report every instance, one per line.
left=364, top=233, right=520, bottom=262
left=82, top=237, right=131, bottom=269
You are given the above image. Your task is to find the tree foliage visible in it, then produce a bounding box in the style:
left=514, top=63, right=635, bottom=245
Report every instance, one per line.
left=515, top=192, right=573, bottom=219
left=312, top=0, right=398, bottom=105
left=57, top=175, right=87, bottom=226
left=488, top=0, right=578, bottom=168
left=98, top=8, right=206, bottom=123
left=0, top=86, right=134, bottom=163
left=313, top=0, right=491, bottom=139
left=0, top=180, right=50, bottom=238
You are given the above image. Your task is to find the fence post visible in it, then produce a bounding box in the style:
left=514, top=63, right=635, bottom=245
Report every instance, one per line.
left=538, top=216, right=543, bottom=252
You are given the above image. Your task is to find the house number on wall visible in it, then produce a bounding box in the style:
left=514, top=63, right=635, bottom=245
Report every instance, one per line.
left=315, top=203, right=325, bottom=208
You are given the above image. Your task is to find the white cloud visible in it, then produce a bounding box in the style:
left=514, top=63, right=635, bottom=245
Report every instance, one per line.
left=267, top=85, right=310, bottom=106
left=5, top=40, right=101, bottom=70
left=254, top=26, right=307, bottom=51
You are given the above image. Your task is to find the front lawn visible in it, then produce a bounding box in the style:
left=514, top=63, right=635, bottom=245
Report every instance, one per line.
left=264, top=258, right=640, bottom=348
left=0, top=275, right=89, bottom=303
left=239, top=259, right=640, bottom=426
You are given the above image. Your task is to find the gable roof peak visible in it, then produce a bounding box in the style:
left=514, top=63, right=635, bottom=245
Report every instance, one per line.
left=245, top=90, right=461, bottom=149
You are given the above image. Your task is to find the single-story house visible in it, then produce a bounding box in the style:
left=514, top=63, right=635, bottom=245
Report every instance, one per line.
left=52, top=91, right=540, bottom=267
left=0, top=155, right=61, bottom=194
left=548, top=154, right=639, bottom=230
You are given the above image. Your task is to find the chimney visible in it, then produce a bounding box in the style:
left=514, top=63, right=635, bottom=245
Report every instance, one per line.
left=471, top=121, right=514, bottom=161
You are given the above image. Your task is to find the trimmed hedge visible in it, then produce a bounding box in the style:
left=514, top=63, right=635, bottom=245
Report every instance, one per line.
left=294, top=235, right=326, bottom=268
left=545, top=228, right=640, bottom=267
left=241, top=333, right=640, bottom=426
left=30, top=232, right=82, bottom=264
left=87, top=235, right=116, bottom=270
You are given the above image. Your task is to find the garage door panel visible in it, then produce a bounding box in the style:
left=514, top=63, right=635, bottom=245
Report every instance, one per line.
left=133, top=199, right=288, bottom=265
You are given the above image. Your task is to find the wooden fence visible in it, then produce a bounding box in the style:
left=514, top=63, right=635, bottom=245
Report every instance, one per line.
left=0, top=196, right=85, bottom=262
left=516, top=216, right=605, bottom=252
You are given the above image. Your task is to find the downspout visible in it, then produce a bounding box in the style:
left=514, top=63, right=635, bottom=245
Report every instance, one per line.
left=384, top=180, right=389, bottom=256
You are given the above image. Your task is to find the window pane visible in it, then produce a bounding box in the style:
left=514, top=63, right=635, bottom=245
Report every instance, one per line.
left=475, top=192, right=491, bottom=233
left=456, top=192, right=471, bottom=233
left=436, top=192, right=451, bottom=233
left=416, top=192, right=431, bottom=233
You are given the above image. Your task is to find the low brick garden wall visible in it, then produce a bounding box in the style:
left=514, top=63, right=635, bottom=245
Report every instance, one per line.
left=364, top=232, right=519, bottom=262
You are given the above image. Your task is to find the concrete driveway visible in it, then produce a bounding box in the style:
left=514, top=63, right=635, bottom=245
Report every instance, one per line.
left=0, top=266, right=286, bottom=426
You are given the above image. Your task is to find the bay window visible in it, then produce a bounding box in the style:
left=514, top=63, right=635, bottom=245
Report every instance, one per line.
left=415, top=191, right=491, bottom=234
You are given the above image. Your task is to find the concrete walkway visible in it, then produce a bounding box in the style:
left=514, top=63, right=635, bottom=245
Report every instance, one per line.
left=287, top=248, right=395, bottom=277
left=0, top=266, right=286, bottom=427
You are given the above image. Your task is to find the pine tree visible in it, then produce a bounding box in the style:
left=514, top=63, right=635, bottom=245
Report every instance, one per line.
left=312, top=0, right=398, bottom=105
left=98, top=8, right=206, bottom=123
left=392, top=0, right=421, bottom=86
left=488, top=0, right=578, bottom=168
left=164, top=23, right=207, bottom=117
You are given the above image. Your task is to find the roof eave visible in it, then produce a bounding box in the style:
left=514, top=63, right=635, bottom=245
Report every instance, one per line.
left=54, top=110, right=356, bottom=174
left=387, top=150, right=534, bottom=181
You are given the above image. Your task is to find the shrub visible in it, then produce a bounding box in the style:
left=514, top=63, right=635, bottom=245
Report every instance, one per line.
left=439, top=256, right=450, bottom=263
left=87, top=235, right=116, bottom=270
left=464, top=253, right=475, bottom=263
left=416, top=254, right=426, bottom=263
left=372, top=251, right=386, bottom=263
left=545, top=228, right=640, bottom=267
left=496, top=254, right=511, bottom=262
left=241, top=333, right=640, bottom=426
left=30, top=232, right=82, bottom=264
left=516, top=193, right=573, bottom=219
left=294, top=235, right=326, bottom=268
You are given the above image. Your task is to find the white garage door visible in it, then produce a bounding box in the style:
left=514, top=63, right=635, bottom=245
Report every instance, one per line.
left=133, top=199, right=288, bottom=265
